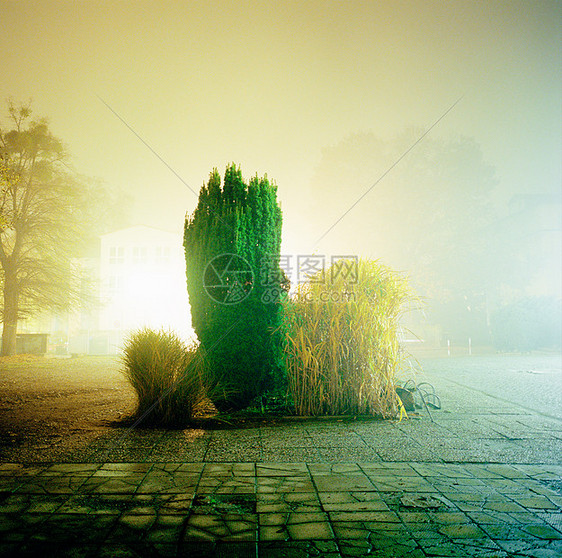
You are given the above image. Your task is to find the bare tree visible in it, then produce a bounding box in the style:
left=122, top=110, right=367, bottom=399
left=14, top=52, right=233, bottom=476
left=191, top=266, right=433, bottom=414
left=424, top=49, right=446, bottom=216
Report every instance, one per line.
left=0, top=101, right=94, bottom=356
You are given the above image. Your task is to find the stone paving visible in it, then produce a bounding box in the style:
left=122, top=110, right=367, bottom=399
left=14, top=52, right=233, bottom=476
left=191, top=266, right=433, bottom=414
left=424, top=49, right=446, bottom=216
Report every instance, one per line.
left=0, top=461, right=561, bottom=557
left=0, top=361, right=561, bottom=556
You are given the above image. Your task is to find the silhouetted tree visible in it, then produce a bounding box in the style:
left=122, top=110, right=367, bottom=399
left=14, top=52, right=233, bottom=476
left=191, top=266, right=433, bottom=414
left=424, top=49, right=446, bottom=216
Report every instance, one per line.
left=0, top=101, right=119, bottom=355
left=309, top=131, right=499, bottom=342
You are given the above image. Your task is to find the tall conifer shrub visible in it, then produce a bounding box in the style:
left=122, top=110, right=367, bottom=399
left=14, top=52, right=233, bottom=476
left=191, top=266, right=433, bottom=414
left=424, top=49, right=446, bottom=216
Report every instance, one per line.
left=184, top=164, right=286, bottom=411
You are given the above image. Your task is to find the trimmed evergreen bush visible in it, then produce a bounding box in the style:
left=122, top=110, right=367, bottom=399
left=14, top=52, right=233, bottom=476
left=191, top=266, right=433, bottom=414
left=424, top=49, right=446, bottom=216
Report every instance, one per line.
left=183, top=164, right=286, bottom=411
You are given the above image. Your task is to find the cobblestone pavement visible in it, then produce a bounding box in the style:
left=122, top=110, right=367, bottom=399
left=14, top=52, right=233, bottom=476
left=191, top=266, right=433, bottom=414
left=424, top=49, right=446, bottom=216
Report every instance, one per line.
left=1, top=356, right=561, bottom=556
left=0, top=461, right=561, bottom=557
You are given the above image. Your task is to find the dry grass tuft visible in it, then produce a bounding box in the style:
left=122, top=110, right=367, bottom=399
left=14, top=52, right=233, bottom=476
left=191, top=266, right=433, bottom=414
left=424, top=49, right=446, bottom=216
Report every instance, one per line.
left=122, top=328, right=207, bottom=426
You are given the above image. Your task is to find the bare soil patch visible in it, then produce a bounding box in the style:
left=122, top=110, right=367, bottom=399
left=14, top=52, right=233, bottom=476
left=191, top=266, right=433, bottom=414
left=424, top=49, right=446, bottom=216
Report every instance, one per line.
left=0, top=355, right=136, bottom=461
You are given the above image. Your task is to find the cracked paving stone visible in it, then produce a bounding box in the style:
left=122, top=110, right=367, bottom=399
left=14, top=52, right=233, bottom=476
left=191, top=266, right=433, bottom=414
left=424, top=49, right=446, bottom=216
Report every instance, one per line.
left=366, top=528, right=422, bottom=552
left=197, top=477, right=255, bottom=494
left=107, top=512, right=156, bottom=542
left=382, top=491, right=455, bottom=514
left=256, top=463, right=309, bottom=477
left=259, top=512, right=333, bottom=541
left=202, top=463, right=256, bottom=477
left=308, top=464, right=364, bottom=475
left=312, top=474, right=375, bottom=493
left=319, top=491, right=388, bottom=512
left=0, top=479, right=24, bottom=494
left=58, top=493, right=136, bottom=514
left=42, top=463, right=101, bottom=476
left=184, top=513, right=257, bottom=542
left=340, top=538, right=422, bottom=558
left=429, top=477, right=487, bottom=490
left=94, top=463, right=153, bottom=475
left=438, top=523, right=489, bottom=539
left=0, top=464, right=47, bottom=476
left=371, top=476, right=438, bottom=493
left=399, top=511, right=473, bottom=526
left=0, top=494, right=31, bottom=514
left=332, top=520, right=406, bottom=541
left=480, top=499, right=528, bottom=513
left=522, top=523, right=562, bottom=540
left=495, top=538, right=562, bottom=556
left=519, top=480, right=562, bottom=497
left=482, top=522, right=562, bottom=541
left=257, top=477, right=315, bottom=493
left=286, top=520, right=333, bottom=541
left=410, top=463, right=475, bottom=478
left=157, top=493, right=194, bottom=514
left=14, top=476, right=87, bottom=494
left=335, top=539, right=374, bottom=557
left=400, top=493, right=447, bottom=509
left=474, top=464, right=529, bottom=479
left=358, top=463, right=418, bottom=476
left=437, top=494, right=492, bottom=512
left=0, top=494, right=70, bottom=515
left=23, top=494, right=68, bottom=513
left=144, top=514, right=185, bottom=543
left=329, top=510, right=400, bottom=523
left=331, top=522, right=373, bottom=540
left=467, top=510, right=547, bottom=526
left=259, top=540, right=340, bottom=557
left=79, top=475, right=146, bottom=494
left=149, top=463, right=204, bottom=475
left=192, top=493, right=256, bottom=515
left=257, top=492, right=321, bottom=513
left=96, top=542, right=177, bottom=557
left=136, top=472, right=199, bottom=494
left=537, top=512, right=562, bottom=531
left=508, top=495, right=559, bottom=510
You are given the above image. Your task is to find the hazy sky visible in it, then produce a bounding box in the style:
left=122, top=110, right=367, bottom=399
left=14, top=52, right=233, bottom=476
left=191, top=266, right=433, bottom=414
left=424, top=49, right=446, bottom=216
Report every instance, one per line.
left=1, top=0, right=560, bottom=256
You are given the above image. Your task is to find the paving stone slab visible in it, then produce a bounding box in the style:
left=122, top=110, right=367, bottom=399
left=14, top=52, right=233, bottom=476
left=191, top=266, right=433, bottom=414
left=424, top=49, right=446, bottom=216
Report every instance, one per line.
left=0, top=458, right=560, bottom=555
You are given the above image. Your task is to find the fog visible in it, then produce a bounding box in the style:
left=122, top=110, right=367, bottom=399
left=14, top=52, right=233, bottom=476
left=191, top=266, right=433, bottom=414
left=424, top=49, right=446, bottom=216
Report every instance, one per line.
left=1, top=0, right=560, bottom=346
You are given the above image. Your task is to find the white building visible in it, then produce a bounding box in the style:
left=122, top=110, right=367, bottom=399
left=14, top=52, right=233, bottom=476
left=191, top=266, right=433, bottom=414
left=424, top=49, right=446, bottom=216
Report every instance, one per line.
left=67, top=225, right=194, bottom=354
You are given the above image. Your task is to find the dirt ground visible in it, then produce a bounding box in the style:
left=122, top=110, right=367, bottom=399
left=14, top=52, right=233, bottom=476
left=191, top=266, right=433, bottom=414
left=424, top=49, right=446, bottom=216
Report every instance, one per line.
left=0, top=355, right=137, bottom=461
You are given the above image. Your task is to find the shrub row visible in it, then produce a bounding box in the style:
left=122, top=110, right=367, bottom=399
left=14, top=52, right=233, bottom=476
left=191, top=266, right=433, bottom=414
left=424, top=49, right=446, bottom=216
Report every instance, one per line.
left=122, top=165, right=415, bottom=425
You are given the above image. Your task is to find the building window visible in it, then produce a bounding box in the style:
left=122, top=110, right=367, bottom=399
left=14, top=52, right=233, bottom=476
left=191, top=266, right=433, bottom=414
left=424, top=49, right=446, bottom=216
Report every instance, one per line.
left=108, top=276, right=123, bottom=293
left=155, top=246, right=170, bottom=263
left=133, top=247, right=147, bottom=264
left=109, top=247, right=124, bottom=264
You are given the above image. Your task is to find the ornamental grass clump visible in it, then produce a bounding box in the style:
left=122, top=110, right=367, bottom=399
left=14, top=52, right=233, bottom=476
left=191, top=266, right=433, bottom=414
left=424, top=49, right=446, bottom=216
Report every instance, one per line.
left=284, top=259, right=413, bottom=418
left=122, top=328, right=206, bottom=426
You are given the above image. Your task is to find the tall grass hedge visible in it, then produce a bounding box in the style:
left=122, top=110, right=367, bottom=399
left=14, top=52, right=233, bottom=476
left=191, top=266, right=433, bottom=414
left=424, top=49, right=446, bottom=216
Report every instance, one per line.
left=284, top=259, right=413, bottom=417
